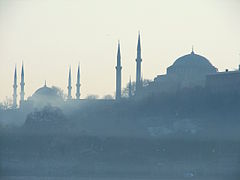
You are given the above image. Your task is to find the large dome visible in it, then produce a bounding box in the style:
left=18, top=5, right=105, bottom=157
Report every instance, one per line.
left=174, top=51, right=214, bottom=67
left=33, top=85, right=59, bottom=98
left=167, top=51, right=217, bottom=74
left=30, top=83, right=63, bottom=107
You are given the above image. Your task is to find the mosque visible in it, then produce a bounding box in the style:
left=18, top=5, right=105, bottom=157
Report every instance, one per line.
left=148, top=48, right=218, bottom=93
left=11, top=33, right=240, bottom=109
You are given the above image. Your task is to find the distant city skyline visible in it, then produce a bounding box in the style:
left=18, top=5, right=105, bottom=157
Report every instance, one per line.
left=0, top=0, right=240, bottom=102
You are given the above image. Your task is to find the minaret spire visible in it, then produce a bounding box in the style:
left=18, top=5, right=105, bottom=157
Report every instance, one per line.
left=13, top=65, right=17, bottom=109
left=76, top=63, right=81, bottom=99
left=136, top=32, right=142, bottom=93
left=117, top=40, right=121, bottom=66
left=67, top=66, right=72, bottom=100
left=137, top=31, right=141, bottom=54
left=20, top=62, right=25, bottom=105
left=115, top=41, right=122, bottom=100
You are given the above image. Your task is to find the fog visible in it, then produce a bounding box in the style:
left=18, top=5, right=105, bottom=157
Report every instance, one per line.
left=1, top=86, right=240, bottom=180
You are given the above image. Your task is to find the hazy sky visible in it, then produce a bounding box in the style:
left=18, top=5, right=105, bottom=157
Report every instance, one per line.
left=0, top=0, right=240, bottom=102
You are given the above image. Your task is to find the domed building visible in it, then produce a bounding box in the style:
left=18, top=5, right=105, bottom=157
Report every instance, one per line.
left=26, top=82, right=64, bottom=108
left=153, top=49, right=218, bottom=92
left=13, top=62, right=82, bottom=109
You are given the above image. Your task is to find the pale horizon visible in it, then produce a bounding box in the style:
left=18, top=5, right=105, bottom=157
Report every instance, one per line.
left=0, top=0, right=240, bottom=102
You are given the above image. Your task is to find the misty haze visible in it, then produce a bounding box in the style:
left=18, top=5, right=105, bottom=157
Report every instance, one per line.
left=1, top=0, right=240, bottom=180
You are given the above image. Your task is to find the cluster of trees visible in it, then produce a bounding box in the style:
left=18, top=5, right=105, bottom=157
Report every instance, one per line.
left=0, top=97, right=13, bottom=110
left=121, top=79, right=152, bottom=98
left=24, top=105, right=68, bottom=132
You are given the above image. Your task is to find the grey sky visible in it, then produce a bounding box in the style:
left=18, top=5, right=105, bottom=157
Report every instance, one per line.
left=0, top=0, right=240, bottom=101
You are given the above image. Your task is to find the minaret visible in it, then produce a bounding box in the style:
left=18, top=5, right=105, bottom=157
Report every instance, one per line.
left=136, top=32, right=142, bottom=92
left=76, top=63, right=81, bottom=99
left=20, top=62, right=25, bottom=104
left=13, top=65, right=17, bottom=108
left=115, top=41, right=122, bottom=100
left=67, top=66, right=72, bottom=100
left=128, top=76, right=132, bottom=98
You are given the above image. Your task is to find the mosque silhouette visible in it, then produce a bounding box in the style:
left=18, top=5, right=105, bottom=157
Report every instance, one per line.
left=11, top=33, right=240, bottom=109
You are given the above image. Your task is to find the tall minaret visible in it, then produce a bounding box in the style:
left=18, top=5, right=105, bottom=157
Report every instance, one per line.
left=128, top=76, right=132, bottom=98
left=67, top=66, right=72, bottom=100
left=13, top=65, right=17, bottom=108
left=20, top=62, right=25, bottom=104
left=76, top=63, right=81, bottom=99
left=136, top=32, right=142, bottom=92
left=115, top=41, right=122, bottom=100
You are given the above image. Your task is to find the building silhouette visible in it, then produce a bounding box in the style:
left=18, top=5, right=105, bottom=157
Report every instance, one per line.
left=206, top=68, right=240, bottom=93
